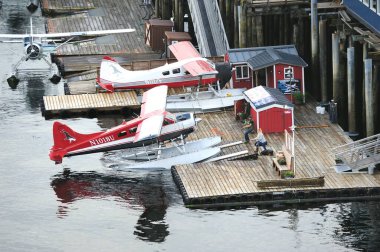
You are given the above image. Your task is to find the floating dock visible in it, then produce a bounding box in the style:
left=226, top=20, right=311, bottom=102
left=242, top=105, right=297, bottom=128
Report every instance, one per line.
left=172, top=102, right=380, bottom=208
left=41, top=91, right=139, bottom=118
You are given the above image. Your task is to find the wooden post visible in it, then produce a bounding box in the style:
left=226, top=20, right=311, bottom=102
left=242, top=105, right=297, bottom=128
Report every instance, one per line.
left=162, top=0, right=171, bottom=20
left=178, top=0, right=183, bottom=32
left=219, top=0, right=226, bottom=21
left=239, top=0, right=247, bottom=48
left=373, top=64, right=380, bottom=134
left=293, top=23, right=299, bottom=50
left=332, top=32, right=340, bottom=100
left=234, top=0, right=239, bottom=48
left=311, top=0, right=319, bottom=98
left=319, top=19, right=327, bottom=102
left=362, top=42, right=368, bottom=133
left=347, top=47, right=356, bottom=133
left=251, top=12, right=257, bottom=47
left=284, top=13, right=290, bottom=44
left=364, top=58, right=374, bottom=136
left=174, top=0, right=179, bottom=31
left=225, top=0, right=232, bottom=46
left=246, top=15, right=252, bottom=47
left=256, top=15, right=263, bottom=46
left=155, top=0, right=161, bottom=18
left=297, top=15, right=304, bottom=57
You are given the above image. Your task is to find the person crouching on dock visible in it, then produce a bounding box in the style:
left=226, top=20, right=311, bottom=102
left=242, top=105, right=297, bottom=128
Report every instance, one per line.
left=254, top=128, right=267, bottom=152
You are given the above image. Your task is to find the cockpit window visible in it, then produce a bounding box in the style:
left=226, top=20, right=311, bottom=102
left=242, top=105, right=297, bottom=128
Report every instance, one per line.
left=162, top=71, right=170, bottom=76
left=176, top=113, right=191, bottom=121
left=172, top=68, right=180, bottom=74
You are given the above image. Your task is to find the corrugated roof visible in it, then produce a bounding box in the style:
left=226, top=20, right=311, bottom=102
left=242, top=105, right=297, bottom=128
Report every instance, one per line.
left=227, top=45, right=304, bottom=64
left=247, top=48, right=308, bottom=70
left=244, top=86, right=294, bottom=110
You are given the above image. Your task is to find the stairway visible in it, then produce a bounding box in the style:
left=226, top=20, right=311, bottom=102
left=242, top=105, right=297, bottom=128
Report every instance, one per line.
left=187, top=0, right=229, bottom=57
left=332, top=133, right=380, bottom=173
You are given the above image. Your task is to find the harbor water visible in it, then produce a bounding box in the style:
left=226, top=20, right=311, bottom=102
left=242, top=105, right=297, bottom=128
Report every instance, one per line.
left=0, top=1, right=380, bottom=251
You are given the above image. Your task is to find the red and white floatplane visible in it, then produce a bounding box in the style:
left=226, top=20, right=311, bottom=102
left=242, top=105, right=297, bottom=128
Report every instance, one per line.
left=49, top=85, right=222, bottom=168
left=96, top=41, right=245, bottom=113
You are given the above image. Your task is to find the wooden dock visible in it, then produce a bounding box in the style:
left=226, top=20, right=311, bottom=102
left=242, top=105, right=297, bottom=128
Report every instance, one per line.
left=41, top=91, right=139, bottom=118
left=172, top=102, right=380, bottom=208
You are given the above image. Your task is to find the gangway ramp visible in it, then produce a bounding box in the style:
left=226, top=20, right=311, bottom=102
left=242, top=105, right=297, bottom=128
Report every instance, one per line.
left=333, top=133, right=380, bottom=173
left=187, top=0, right=229, bottom=57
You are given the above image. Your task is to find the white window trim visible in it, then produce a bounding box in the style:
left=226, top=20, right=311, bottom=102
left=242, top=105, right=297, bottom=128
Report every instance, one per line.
left=235, top=65, right=250, bottom=80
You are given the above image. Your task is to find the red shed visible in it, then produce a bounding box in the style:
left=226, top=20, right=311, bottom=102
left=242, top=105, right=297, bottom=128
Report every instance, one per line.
left=244, top=86, right=294, bottom=134
left=225, top=45, right=307, bottom=103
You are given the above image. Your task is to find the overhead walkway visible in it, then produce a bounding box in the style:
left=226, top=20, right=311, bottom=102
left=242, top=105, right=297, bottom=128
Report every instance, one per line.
left=333, top=133, right=380, bottom=173
left=187, top=0, right=229, bottom=57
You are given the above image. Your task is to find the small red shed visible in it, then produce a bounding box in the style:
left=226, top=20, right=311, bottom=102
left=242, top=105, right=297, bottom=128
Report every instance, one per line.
left=225, top=45, right=307, bottom=103
left=244, top=86, right=294, bottom=134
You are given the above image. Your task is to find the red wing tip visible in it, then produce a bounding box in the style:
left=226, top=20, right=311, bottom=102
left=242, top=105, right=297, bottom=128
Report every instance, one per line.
left=103, top=56, right=117, bottom=62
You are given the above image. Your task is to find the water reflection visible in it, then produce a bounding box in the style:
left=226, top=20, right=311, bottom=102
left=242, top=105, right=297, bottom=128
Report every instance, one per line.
left=51, top=170, right=171, bottom=242
left=334, top=201, right=380, bottom=251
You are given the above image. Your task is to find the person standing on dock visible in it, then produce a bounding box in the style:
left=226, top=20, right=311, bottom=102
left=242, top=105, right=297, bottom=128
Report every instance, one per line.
left=254, top=128, right=267, bottom=152
left=242, top=117, right=254, bottom=143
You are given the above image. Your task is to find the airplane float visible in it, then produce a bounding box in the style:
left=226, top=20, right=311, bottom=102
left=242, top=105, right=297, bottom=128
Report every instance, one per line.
left=96, top=41, right=232, bottom=92
left=0, top=17, right=135, bottom=88
left=49, top=85, right=201, bottom=164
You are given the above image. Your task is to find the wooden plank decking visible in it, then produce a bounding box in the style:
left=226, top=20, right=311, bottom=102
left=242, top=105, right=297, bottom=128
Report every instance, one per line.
left=172, top=102, right=380, bottom=207
left=41, top=0, right=154, bottom=57
left=42, top=91, right=139, bottom=117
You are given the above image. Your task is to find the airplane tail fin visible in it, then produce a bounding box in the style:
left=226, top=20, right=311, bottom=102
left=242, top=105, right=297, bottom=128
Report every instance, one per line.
left=99, top=56, right=130, bottom=92
left=49, top=121, right=100, bottom=164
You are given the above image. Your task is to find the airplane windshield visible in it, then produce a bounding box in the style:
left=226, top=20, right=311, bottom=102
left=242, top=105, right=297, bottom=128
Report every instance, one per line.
left=165, top=112, right=177, bottom=122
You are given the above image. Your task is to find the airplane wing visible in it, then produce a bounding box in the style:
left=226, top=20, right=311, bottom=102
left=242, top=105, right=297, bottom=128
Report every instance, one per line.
left=168, top=41, right=202, bottom=60
left=169, top=41, right=217, bottom=76
left=183, top=60, right=218, bottom=76
left=133, top=85, right=168, bottom=142
left=0, top=29, right=135, bottom=39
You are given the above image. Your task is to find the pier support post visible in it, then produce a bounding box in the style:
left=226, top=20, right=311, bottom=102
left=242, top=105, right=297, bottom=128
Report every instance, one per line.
left=162, top=0, right=171, bottom=20
left=225, top=0, right=233, bottom=46
left=332, top=32, right=340, bottom=100
left=251, top=14, right=257, bottom=47
left=311, top=0, right=319, bottom=98
left=256, top=15, right=263, bottom=46
left=239, top=0, right=247, bottom=48
left=362, top=42, right=368, bottom=134
left=364, top=58, right=374, bottom=136
left=178, top=0, right=184, bottom=32
left=174, top=0, right=179, bottom=31
left=347, top=47, right=356, bottom=133
left=319, top=19, right=327, bottom=102
left=219, top=0, right=226, bottom=21
left=234, top=0, right=239, bottom=48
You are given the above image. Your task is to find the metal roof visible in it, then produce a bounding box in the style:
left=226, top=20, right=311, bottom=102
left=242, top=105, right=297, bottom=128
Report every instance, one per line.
left=244, top=86, right=294, bottom=110
left=246, top=48, right=308, bottom=70
left=227, top=45, right=303, bottom=64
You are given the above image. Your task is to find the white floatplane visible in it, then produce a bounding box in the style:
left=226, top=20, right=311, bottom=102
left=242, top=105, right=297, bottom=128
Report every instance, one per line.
left=0, top=17, right=135, bottom=87
left=96, top=41, right=232, bottom=92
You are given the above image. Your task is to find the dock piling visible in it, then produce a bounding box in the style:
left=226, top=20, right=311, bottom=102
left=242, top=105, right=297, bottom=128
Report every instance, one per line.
left=364, top=58, right=374, bottom=136
left=347, top=47, right=356, bottom=133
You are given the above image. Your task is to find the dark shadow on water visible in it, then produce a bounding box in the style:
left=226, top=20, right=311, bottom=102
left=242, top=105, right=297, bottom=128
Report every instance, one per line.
left=50, top=170, right=172, bottom=242
left=25, top=78, right=45, bottom=110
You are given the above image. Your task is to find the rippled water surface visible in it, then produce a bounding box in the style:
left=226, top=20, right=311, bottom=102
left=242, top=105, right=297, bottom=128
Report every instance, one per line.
left=0, top=1, right=380, bottom=251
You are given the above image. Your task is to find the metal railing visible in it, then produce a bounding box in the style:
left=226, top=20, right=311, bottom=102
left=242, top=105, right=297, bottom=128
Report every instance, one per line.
left=332, top=133, right=380, bottom=171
